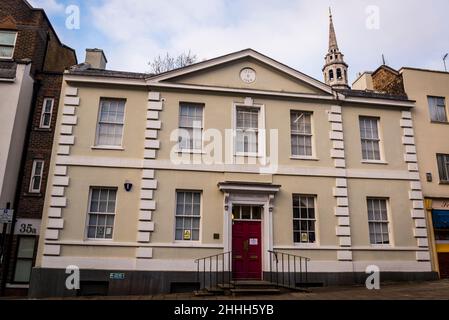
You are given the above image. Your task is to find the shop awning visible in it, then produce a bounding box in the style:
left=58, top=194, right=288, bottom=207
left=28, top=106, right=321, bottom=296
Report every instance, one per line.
left=433, top=210, right=449, bottom=229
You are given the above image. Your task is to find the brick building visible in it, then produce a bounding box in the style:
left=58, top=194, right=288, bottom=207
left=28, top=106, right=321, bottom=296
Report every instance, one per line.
left=0, top=0, right=77, bottom=296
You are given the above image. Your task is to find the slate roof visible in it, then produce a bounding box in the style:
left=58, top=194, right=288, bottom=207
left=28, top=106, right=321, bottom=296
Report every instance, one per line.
left=337, top=89, right=411, bottom=102
left=68, top=63, right=150, bottom=79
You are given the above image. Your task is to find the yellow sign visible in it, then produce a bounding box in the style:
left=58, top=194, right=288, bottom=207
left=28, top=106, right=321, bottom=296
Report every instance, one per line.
left=183, top=230, right=191, bottom=240
left=301, top=233, right=308, bottom=242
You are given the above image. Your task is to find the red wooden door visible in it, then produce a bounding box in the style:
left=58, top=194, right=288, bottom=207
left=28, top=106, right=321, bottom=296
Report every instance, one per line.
left=232, top=221, right=262, bottom=280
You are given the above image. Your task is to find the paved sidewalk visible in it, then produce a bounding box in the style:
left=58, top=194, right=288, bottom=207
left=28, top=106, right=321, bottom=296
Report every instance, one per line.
left=39, top=279, right=449, bottom=300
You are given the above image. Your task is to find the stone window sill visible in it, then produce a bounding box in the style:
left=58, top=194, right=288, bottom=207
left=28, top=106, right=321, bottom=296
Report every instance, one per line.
left=34, top=127, right=52, bottom=132
left=290, top=156, right=320, bottom=161
left=23, top=192, right=42, bottom=198
left=430, top=121, right=449, bottom=125
left=91, top=145, right=125, bottom=151
left=361, top=160, right=389, bottom=165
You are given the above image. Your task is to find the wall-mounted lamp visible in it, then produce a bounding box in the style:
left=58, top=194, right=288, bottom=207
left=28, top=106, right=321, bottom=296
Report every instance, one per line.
left=124, top=181, right=133, bottom=192
left=426, top=173, right=433, bottom=183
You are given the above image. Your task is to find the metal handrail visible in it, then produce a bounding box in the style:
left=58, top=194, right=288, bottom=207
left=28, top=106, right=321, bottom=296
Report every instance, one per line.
left=194, top=251, right=232, bottom=291
left=268, top=250, right=310, bottom=289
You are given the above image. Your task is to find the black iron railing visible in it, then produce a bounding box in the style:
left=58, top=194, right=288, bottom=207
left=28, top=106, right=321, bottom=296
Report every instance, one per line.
left=268, top=250, right=310, bottom=289
left=194, top=251, right=232, bottom=291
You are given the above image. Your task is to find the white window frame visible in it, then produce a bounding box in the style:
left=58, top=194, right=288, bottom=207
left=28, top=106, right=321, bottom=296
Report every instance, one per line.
left=292, top=194, right=317, bottom=245
left=29, top=160, right=44, bottom=193
left=232, top=205, right=263, bottom=221
left=85, top=187, right=117, bottom=241
left=177, top=102, right=205, bottom=153
left=39, top=98, right=54, bottom=129
left=290, top=110, right=315, bottom=159
left=232, top=102, right=266, bottom=158
left=0, top=30, right=18, bottom=60
left=95, top=98, right=126, bottom=148
left=367, top=198, right=392, bottom=246
left=359, top=116, right=384, bottom=162
left=174, top=190, right=202, bottom=242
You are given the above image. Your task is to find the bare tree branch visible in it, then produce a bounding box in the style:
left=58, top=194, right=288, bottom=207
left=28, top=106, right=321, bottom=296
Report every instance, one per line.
left=149, top=50, right=198, bottom=74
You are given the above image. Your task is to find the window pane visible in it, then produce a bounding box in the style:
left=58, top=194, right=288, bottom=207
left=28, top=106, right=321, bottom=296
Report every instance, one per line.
left=179, top=104, right=203, bottom=150
left=428, top=97, right=448, bottom=122
left=87, top=189, right=116, bottom=239
left=13, top=260, right=33, bottom=283
left=88, top=214, right=97, bottom=226
left=252, top=207, right=262, bottom=220
left=96, top=226, right=105, bottom=238
left=232, top=206, right=241, bottom=220
left=241, top=206, right=251, bottom=219
left=0, top=32, right=16, bottom=45
left=193, top=204, right=201, bottom=216
left=98, top=215, right=106, bottom=226
left=87, top=226, right=96, bottom=238
left=292, top=195, right=317, bottom=244
left=437, top=154, right=449, bottom=181
left=32, top=176, right=41, bottom=191
left=97, top=99, right=125, bottom=146
left=17, top=238, right=35, bottom=259
left=0, top=46, right=14, bottom=58
left=42, top=113, right=51, bottom=127
left=45, top=99, right=53, bottom=112
left=367, top=199, right=389, bottom=244
left=184, top=218, right=192, bottom=229
left=175, top=192, right=201, bottom=241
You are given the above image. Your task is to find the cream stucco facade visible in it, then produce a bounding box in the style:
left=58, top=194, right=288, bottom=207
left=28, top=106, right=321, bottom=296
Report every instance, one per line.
left=30, top=50, right=435, bottom=297
left=353, top=66, right=449, bottom=278
left=400, top=68, right=449, bottom=277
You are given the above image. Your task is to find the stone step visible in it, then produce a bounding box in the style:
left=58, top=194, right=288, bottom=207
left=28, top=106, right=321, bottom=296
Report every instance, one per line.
left=194, top=290, right=215, bottom=297
left=230, top=288, right=281, bottom=296
left=231, top=280, right=278, bottom=289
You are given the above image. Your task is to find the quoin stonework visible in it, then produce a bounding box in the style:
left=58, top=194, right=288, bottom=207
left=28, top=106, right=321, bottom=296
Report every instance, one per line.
left=26, top=11, right=441, bottom=298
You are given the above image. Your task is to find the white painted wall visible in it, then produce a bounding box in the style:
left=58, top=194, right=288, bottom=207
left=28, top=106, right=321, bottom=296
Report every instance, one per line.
left=0, top=63, right=34, bottom=209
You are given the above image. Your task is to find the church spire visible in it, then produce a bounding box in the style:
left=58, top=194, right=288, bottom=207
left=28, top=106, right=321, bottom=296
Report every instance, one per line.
left=328, top=8, right=339, bottom=52
left=323, top=8, right=349, bottom=89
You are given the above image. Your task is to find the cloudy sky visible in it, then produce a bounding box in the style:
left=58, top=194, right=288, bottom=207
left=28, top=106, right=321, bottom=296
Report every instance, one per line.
left=28, top=0, right=449, bottom=83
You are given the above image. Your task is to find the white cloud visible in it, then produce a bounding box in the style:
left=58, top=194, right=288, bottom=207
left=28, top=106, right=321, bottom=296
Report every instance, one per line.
left=87, top=0, right=449, bottom=81
left=28, top=0, right=65, bottom=13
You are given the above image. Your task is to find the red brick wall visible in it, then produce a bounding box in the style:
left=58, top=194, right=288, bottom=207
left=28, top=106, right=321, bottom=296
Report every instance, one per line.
left=16, top=73, right=63, bottom=219
left=0, top=0, right=77, bottom=75
left=371, top=67, right=406, bottom=96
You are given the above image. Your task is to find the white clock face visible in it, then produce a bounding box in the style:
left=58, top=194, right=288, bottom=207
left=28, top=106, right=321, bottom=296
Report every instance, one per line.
left=240, top=68, right=256, bottom=84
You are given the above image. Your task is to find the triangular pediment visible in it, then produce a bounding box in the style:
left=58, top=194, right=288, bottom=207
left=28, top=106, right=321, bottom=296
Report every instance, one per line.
left=147, top=49, right=333, bottom=96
